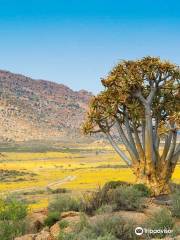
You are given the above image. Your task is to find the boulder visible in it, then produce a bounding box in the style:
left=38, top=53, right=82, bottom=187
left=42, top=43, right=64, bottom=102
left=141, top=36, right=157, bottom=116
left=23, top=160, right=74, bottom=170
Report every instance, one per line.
left=14, top=234, right=36, bottom=240
left=62, top=216, right=81, bottom=234
left=50, top=222, right=61, bottom=239
left=61, top=211, right=80, bottom=219
left=27, top=211, right=47, bottom=233
left=35, top=230, right=52, bottom=240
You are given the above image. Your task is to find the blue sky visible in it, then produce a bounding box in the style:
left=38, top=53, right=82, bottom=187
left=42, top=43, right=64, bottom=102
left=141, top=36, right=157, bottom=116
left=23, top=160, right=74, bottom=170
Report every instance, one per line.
left=0, top=0, right=180, bottom=93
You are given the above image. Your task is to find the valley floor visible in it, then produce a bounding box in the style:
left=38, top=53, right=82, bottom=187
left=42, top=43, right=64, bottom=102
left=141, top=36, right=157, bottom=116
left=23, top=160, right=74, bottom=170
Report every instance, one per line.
left=0, top=142, right=180, bottom=210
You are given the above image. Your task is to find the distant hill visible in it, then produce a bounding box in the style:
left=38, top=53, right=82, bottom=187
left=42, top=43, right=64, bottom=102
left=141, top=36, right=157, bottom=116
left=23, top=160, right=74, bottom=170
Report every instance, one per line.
left=0, top=70, right=92, bottom=142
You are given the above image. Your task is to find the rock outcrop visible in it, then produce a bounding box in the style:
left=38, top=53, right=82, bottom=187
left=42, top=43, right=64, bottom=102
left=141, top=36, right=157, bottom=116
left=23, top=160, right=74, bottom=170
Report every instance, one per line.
left=0, top=70, right=92, bottom=142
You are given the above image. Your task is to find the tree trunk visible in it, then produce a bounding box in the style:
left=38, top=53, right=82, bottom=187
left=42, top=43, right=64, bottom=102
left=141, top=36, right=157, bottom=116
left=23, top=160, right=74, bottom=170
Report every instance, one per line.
left=134, top=164, right=171, bottom=196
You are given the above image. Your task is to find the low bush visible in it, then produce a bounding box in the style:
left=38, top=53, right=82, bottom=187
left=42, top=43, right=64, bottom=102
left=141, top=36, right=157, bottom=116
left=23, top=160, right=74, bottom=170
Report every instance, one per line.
left=0, top=197, right=28, bottom=240
left=132, top=184, right=151, bottom=197
left=49, top=188, right=67, bottom=194
left=95, top=204, right=114, bottom=215
left=80, top=181, right=129, bottom=215
left=103, top=180, right=130, bottom=191
left=0, top=197, right=27, bottom=221
left=108, top=185, right=145, bottom=211
left=171, top=189, right=180, bottom=218
left=44, top=211, right=60, bottom=227
left=59, top=220, right=69, bottom=229
left=0, top=220, right=27, bottom=240
left=48, top=195, right=80, bottom=213
left=81, top=181, right=146, bottom=214
left=58, top=215, right=138, bottom=240
left=95, top=235, right=117, bottom=240
left=90, top=216, right=137, bottom=240
left=144, top=208, right=174, bottom=239
left=80, top=188, right=106, bottom=215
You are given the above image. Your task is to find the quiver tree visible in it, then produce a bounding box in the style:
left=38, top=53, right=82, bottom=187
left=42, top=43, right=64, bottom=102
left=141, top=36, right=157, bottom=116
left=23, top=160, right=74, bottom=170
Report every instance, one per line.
left=83, top=57, right=180, bottom=196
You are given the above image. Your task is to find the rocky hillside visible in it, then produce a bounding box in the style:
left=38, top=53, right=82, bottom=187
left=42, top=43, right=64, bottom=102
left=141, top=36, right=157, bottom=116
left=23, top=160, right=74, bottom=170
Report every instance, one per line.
left=0, top=70, right=92, bottom=142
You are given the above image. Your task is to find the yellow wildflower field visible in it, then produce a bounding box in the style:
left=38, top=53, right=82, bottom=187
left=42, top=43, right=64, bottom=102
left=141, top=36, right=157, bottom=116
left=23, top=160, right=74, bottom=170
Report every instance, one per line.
left=0, top=145, right=179, bottom=210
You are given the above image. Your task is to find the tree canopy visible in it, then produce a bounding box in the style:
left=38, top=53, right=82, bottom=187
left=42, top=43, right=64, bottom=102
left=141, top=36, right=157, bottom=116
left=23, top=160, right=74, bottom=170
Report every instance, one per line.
left=83, top=57, right=180, bottom=195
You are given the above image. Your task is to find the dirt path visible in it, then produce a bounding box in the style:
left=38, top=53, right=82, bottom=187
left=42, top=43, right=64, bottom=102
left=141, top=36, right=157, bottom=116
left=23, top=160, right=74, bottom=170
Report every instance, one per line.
left=1, top=175, right=76, bottom=194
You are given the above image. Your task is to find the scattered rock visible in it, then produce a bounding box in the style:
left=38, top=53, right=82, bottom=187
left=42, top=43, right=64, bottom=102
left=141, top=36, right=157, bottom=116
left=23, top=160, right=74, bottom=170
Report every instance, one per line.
left=15, top=234, right=36, bottom=240
left=27, top=211, right=48, bottom=233
left=50, top=222, right=61, bottom=239
left=61, top=211, right=80, bottom=219
left=35, top=229, right=52, bottom=240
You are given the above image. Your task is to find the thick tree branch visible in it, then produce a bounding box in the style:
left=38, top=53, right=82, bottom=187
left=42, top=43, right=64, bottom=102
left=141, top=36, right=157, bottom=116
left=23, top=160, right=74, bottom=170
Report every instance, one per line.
left=142, top=121, right=145, bottom=150
left=134, top=90, right=147, bottom=106
left=105, top=132, right=131, bottom=166
left=170, top=149, right=180, bottom=172
left=161, top=132, right=173, bottom=162
left=124, top=111, right=139, bottom=157
left=132, top=123, right=145, bottom=161
left=167, top=131, right=177, bottom=162
left=175, top=143, right=180, bottom=154
left=116, top=119, right=139, bottom=163
left=147, top=86, right=156, bottom=104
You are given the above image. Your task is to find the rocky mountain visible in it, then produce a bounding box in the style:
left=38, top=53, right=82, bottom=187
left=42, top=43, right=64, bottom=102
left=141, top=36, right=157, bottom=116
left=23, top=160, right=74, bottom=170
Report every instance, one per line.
left=0, top=70, right=92, bottom=142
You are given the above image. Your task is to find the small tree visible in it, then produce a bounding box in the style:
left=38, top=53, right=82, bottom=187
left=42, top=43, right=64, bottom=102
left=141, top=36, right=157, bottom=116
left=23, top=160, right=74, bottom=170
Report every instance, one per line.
left=83, top=57, right=180, bottom=196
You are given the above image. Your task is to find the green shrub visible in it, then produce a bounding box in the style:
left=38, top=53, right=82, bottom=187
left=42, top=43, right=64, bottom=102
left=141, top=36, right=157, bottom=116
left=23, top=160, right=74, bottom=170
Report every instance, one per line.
left=80, top=187, right=107, bottom=215
left=144, top=208, right=174, bottom=239
left=58, top=232, right=76, bottom=240
left=171, top=189, right=180, bottom=218
left=0, top=197, right=28, bottom=240
left=95, top=204, right=114, bottom=215
left=108, top=185, right=145, bottom=211
left=96, top=234, right=117, bottom=240
left=59, top=220, right=69, bottom=229
left=44, top=211, right=59, bottom=227
left=0, top=197, right=28, bottom=221
left=58, top=215, right=137, bottom=240
left=80, top=183, right=119, bottom=215
left=170, top=183, right=180, bottom=192
left=103, top=181, right=130, bottom=190
left=48, top=195, right=80, bottom=213
left=50, top=188, right=67, bottom=194
left=76, top=213, right=90, bottom=231
left=0, top=220, right=27, bottom=240
left=59, top=232, right=112, bottom=240
left=91, top=216, right=137, bottom=240
left=80, top=182, right=120, bottom=215
left=81, top=182, right=145, bottom=214
left=132, top=184, right=151, bottom=197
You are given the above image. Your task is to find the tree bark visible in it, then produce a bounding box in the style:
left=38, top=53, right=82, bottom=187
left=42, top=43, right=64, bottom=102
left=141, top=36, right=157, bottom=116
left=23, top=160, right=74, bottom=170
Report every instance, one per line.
left=135, top=165, right=171, bottom=196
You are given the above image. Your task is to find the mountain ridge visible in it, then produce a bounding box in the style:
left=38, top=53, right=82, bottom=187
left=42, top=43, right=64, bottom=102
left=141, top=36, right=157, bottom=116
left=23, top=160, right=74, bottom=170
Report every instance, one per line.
left=0, top=70, right=93, bottom=142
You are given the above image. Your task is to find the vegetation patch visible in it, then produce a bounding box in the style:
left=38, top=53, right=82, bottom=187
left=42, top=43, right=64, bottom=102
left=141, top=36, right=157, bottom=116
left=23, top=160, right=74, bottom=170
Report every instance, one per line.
left=58, top=215, right=138, bottom=240
left=80, top=181, right=145, bottom=215
left=59, top=219, right=69, bottom=229
left=48, top=195, right=80, bottom=213
left=144, top=208, right=175, bottom=239
left=171, top=188, right=180, bottom=218
left=44, top=211, right=60, bottom=227
left=132, top=184, right=151, bottom=197
left=0, top=169, right=37, bottom=182
left=108, top=185, right=145, bottom=211
left=0, top=197, right=28, bottom=240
